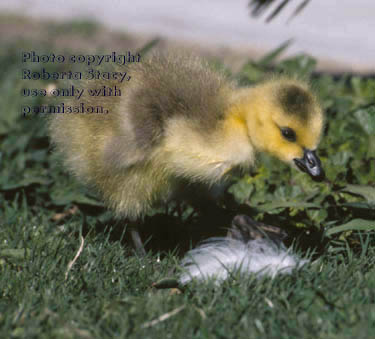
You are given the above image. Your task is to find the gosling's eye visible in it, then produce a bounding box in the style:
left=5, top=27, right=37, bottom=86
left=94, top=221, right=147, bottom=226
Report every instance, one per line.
left=281, top=127, right=296, bottom=142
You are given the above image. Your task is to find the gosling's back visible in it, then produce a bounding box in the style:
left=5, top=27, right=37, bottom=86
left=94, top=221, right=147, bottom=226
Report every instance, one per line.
left=48, top=54, right=234, bottom=218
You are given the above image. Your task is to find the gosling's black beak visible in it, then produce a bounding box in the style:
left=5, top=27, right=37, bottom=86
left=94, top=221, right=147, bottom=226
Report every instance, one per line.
left=293, top=149, right=325, bottom=182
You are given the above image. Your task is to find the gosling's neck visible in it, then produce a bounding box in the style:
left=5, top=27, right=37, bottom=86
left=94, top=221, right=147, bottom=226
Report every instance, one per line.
left=225, top=87, right=262, bottom=151
left=161, top=88, right=257, bottom=183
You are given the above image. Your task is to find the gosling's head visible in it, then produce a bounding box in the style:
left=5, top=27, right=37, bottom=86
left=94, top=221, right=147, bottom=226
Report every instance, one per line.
left=241, top=77, right=325, bottom=181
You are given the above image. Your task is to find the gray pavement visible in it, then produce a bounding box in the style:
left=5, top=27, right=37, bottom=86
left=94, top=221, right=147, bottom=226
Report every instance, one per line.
left=1, top=0, right=374, bottom=72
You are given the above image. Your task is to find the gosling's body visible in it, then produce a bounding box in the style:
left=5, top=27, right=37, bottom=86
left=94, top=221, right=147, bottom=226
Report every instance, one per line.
left=48, top=53, right=324, bottom=220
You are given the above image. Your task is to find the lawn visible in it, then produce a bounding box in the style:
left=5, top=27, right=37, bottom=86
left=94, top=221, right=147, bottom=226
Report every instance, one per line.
left=1, top=16, right=375, bottom=339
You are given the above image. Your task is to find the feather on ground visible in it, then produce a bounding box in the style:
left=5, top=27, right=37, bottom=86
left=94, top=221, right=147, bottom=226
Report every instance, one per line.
left=180, top=237, right=308, bottom=284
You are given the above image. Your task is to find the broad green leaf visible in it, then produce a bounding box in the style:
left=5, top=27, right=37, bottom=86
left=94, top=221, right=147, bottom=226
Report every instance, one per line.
left=306, top=209, right=328, bottom=223
left=339, top=202, right=374, bottom=209
left=341, top=184, right=375, bottom=203
left=326, top=219, right=375, bottom=236
left=1, top=177, right=52, bottom=190
left=277, top=54, right=317, bottom=77
left=237, top=62, right=264, bottom=84
left=228, top=180, right=254, bottom=204
left=354, top=106, right=375, bottom=135
left=50, top=189, right=104, bottom=207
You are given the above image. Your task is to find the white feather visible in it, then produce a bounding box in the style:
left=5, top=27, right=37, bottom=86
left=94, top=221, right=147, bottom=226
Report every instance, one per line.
left=179, top=237, right=308, bottom=284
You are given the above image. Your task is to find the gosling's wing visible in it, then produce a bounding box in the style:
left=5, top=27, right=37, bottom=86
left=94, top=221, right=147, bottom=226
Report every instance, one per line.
left=49, top=53, right=232, bottom=176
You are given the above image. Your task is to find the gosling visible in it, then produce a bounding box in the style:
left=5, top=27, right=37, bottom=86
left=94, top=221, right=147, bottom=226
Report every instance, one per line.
left=48, top=53, right=324, bottom=250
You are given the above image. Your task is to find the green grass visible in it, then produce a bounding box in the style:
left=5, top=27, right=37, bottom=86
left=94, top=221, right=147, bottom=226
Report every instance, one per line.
left=1, top=17, right=375, bottom=338
left=1, top=206, right=375, bottom=338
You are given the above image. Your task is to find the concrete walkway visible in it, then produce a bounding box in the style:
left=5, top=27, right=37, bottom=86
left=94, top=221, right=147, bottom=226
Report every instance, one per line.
left=2, top=0, right=374, bottom=72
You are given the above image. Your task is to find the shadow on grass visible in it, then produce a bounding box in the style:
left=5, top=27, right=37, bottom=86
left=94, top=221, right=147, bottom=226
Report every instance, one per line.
left=75, top=202, right=327, bottom=259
